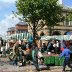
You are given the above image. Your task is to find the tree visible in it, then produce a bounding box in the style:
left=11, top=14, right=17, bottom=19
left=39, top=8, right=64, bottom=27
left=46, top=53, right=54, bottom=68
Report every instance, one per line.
left=66, top=12, right=72, bottom=25
left=40, top=0, right=64, bottom=35
left=15, top=0, right=64, bottom=43
left=61, top=7, right=72, bottom=26
left=16, top=0, right=46, bottom=43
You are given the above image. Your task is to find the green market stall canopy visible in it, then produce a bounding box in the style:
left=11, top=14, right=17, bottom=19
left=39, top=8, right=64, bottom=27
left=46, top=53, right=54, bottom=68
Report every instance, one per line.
left=41, top=35, right=72, bottom=41
left=2, top=32, right=33, bottom=42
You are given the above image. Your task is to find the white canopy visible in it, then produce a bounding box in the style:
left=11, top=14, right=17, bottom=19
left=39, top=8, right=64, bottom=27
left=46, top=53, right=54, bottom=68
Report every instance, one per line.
left=41, top=35, right=72, bottom=41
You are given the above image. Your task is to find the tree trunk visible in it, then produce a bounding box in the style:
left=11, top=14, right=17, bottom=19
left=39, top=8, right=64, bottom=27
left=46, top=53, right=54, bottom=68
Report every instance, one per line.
left=52, top=25, right=54, bottom=35
left=49, top=27, right=52, bottom=36
left=33, top=22, right=36, bottom=44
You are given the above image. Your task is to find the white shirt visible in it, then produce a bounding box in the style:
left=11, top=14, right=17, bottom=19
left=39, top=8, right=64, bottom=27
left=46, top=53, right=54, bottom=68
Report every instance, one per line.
left=38, top=51, right=43, bottom=58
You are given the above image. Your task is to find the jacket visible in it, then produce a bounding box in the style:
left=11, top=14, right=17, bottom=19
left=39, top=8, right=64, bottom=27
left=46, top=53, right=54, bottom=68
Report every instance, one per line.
left=60, top=48, right=72, bottom=59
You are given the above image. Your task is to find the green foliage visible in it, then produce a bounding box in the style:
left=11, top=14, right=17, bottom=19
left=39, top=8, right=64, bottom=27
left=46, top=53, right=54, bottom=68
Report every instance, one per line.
left=16, top=0, right=63, bottom=26
left=40, top=0, right=63, bottom=26
left=16, top=0, right=64, bottom=37
left=67, top=13, right=72, bottom=21
left=16, top=0, right=41, bottom=22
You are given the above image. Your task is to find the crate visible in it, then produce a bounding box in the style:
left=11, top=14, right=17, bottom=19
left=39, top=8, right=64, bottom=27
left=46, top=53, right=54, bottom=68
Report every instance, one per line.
left=50, top=56, right=55, bottom=65
left=60, top=57, right=64, bottom=66
left=55, top=56, right=60, bottom=66
left=44, top=57, right=51, bottom=65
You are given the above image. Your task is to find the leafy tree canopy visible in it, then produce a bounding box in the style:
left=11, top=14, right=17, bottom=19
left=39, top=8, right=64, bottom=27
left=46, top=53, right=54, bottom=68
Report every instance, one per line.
left=15, top=0, right=64, bottom=37
left=16, top=0, right=63, bottom=27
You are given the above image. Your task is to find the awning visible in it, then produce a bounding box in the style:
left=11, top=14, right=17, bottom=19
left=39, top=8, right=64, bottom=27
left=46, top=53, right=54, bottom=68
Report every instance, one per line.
left=66, top=32, right=72, bottom=35
left=41, top=35, right=72, bottom=41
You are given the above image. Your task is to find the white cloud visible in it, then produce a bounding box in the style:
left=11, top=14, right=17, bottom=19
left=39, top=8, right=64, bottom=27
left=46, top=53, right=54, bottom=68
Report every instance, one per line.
left=0, top=14, right=20, bottom=35
left=0, top=0, right=17, bottom=10
left=0, top=0, right=17, bottom=4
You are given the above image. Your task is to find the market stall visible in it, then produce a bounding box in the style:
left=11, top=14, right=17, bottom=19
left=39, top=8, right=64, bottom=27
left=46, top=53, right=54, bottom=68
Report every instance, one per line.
left=43, top=54, right=64, bottom=66
left=40, top=35, right=72, bottom=66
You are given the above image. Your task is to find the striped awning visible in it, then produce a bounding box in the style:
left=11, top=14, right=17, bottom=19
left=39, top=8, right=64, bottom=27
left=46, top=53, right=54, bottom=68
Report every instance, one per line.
left=2, top=32, right=32, bottom=41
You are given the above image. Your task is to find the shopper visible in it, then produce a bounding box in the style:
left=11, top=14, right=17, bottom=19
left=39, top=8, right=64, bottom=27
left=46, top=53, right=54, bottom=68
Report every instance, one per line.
left=12, top=42, right=19, bottom=66
left=60, top=46, right=72, bottom=72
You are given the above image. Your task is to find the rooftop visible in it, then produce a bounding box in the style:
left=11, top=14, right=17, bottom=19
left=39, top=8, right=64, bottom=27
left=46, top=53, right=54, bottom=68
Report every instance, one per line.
left=7, top=27, right=15, bottom=32
left=16, top=22, right=28, bottom=26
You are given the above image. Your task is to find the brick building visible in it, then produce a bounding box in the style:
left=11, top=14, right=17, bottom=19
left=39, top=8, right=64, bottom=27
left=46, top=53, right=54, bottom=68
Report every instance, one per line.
left=7, top=22, right=28, bottom=35
left=36, top=7, right=72, bottom=36
left=7, top=27, right=15, bottom=35
left=15, top=22, right=28, bottom=33
left=7, top=0, right=72, bottom=36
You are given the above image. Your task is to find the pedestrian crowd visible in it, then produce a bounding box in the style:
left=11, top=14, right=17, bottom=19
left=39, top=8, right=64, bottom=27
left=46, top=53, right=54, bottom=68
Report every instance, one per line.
left=0, top=38, right=72, bottom=72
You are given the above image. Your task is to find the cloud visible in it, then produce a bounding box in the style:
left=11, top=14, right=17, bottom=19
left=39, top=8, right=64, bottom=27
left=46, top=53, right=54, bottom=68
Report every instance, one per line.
left=0, top=0, right=17, bottom=4
left=0, top=14, right=20, bottom=35
left=0, top=0, right=17, bottom=10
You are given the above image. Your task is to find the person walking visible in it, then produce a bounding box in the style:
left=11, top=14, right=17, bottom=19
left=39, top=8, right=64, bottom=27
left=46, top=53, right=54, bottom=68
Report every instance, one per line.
left=32, top=43, right=39, bottom=70
left=12, top=41, right=19, bottom=66
left=21, top=40, right=26, bottom=50
left=60, top=46, right=72, bottom=72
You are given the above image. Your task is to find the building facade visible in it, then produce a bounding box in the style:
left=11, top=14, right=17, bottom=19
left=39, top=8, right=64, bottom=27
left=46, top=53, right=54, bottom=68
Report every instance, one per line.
left=7, top=27, right=15, bottom=35
left=7, top=22, right=28, bottom=35
left=37, top=6, right=72, bottom=36
left=7, top=0, right=72, bottom=36
left=15, top=22, right=28, bottom=34
left=52, top=8, right=72, bottom=35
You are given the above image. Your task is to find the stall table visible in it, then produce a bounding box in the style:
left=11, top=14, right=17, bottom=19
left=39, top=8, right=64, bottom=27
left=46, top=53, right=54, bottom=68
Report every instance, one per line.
left=43, top=54, right=64, bottom=66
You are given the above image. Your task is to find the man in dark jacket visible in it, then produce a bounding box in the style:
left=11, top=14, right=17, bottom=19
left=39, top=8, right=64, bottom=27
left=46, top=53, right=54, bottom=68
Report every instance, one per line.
left=41, top=43, right=47, bottom=53
left=21, top=40, right=26, bottom=50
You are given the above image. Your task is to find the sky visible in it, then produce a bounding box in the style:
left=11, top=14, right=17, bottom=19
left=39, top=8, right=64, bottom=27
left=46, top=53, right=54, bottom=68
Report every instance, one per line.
left=0, top=0, right=72, bottom=35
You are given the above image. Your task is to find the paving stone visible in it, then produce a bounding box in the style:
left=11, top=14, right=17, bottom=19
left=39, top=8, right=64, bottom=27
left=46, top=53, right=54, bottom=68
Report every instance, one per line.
left=0, top=56, right=71, bottom=72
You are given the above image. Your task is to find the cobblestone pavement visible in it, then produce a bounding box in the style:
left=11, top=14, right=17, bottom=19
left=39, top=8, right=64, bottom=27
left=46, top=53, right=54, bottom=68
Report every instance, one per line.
left=0, top=56, right=71, bottom=72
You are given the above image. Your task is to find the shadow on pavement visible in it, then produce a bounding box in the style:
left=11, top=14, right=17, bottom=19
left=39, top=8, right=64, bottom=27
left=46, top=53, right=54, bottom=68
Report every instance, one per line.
left=66, top=70, right=72, bottom=72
